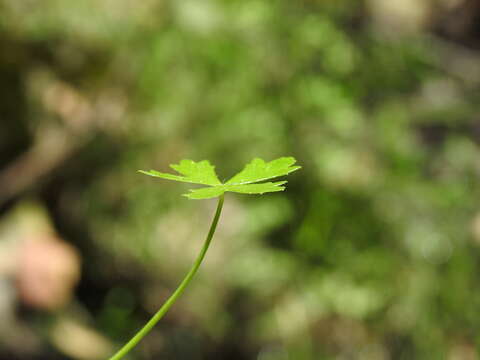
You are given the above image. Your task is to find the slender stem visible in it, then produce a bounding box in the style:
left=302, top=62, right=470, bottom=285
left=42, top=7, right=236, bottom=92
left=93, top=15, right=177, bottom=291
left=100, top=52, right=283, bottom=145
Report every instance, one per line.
left=108, top=194, right=225, bottom=360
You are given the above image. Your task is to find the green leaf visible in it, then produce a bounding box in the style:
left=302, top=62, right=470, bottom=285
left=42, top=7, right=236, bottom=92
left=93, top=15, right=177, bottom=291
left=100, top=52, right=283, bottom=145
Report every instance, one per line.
left=184, top=186, right=227, bottom=200
left=139, top=160, right=221, bottom=186
left=184, top=181, right=287, bottom=199
left=225, top=157, right=301, bottom=185
left=224, top=181, right=287, bottom=194
left=139, top=157, right=300, bottom=200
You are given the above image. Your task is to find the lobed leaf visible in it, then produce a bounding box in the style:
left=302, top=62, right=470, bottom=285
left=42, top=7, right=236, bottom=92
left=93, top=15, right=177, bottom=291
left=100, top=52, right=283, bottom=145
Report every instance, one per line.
left=139, top=160, right=221, bottom=186
left=140, top=157, right=300, bottom=200
left=225, top=157, right=301, bottom=185
left=184, top=186, right=227, bottom=200
left=225, top=181, right=287, bottom=194
left=183, top=181, right=287, bottom=199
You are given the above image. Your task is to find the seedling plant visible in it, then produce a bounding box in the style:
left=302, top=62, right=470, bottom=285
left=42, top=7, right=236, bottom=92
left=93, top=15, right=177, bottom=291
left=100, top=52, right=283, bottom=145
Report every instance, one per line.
left=109, top=157, right=301, bottom=360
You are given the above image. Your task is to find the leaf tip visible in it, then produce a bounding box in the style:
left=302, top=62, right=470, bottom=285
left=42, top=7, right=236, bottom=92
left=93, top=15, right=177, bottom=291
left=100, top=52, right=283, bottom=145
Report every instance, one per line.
left=138, top=169, right=154, bottom=176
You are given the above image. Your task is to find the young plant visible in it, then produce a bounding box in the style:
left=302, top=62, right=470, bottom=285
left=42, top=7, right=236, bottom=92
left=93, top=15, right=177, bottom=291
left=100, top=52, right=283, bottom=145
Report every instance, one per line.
left=108, top=157, right=301, bottom=360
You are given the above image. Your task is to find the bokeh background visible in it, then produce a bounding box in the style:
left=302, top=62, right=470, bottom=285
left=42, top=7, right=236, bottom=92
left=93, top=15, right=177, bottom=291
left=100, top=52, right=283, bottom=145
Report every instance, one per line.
left=1, top=1, right=480, bottom=359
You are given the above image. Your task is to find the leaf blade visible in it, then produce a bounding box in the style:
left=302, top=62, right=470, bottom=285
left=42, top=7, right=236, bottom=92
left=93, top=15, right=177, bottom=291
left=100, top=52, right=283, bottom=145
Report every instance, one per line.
left=138, top=170, right=196, bottom=184
left=140, top=157, right=300, bottom=200
left=224, top=181, right=287, bottom=195
left=225, top=157, right=301, bottom=185
left=184, top=186, right=226, bottom=200
left=139, top=160, right=221, bottom=186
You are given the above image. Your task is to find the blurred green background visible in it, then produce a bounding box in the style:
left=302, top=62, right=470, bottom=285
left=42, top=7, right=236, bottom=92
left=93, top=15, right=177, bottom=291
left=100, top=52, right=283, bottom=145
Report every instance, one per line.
left=1, top=0, right=480, bottom=359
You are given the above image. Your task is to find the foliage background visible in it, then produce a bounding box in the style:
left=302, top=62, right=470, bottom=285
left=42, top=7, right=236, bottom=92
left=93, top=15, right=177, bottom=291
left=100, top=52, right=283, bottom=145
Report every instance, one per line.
left=1, top=0, right=480, bottom=359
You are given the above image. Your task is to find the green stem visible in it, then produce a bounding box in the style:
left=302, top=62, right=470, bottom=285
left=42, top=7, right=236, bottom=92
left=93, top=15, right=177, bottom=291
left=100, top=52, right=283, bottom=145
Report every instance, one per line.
left=108, top=194, right=225, bottom=360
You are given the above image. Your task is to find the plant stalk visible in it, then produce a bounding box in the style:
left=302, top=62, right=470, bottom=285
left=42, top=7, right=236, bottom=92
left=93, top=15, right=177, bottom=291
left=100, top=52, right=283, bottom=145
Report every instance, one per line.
left=108, top=194, right=225, bottom=360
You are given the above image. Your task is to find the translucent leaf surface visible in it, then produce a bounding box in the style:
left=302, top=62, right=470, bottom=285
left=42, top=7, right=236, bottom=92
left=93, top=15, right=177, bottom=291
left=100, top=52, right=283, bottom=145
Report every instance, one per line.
left=184, top=181, right=288, bottom=199
left=225, top=181, right=287, bottom=194
left=225, top=157, right=301, bottom=185
left=139, top=160, right=221, bottom=186
left=184, top=186, right=227, bottom=200
left=140, top=157, right=300, bottom=200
